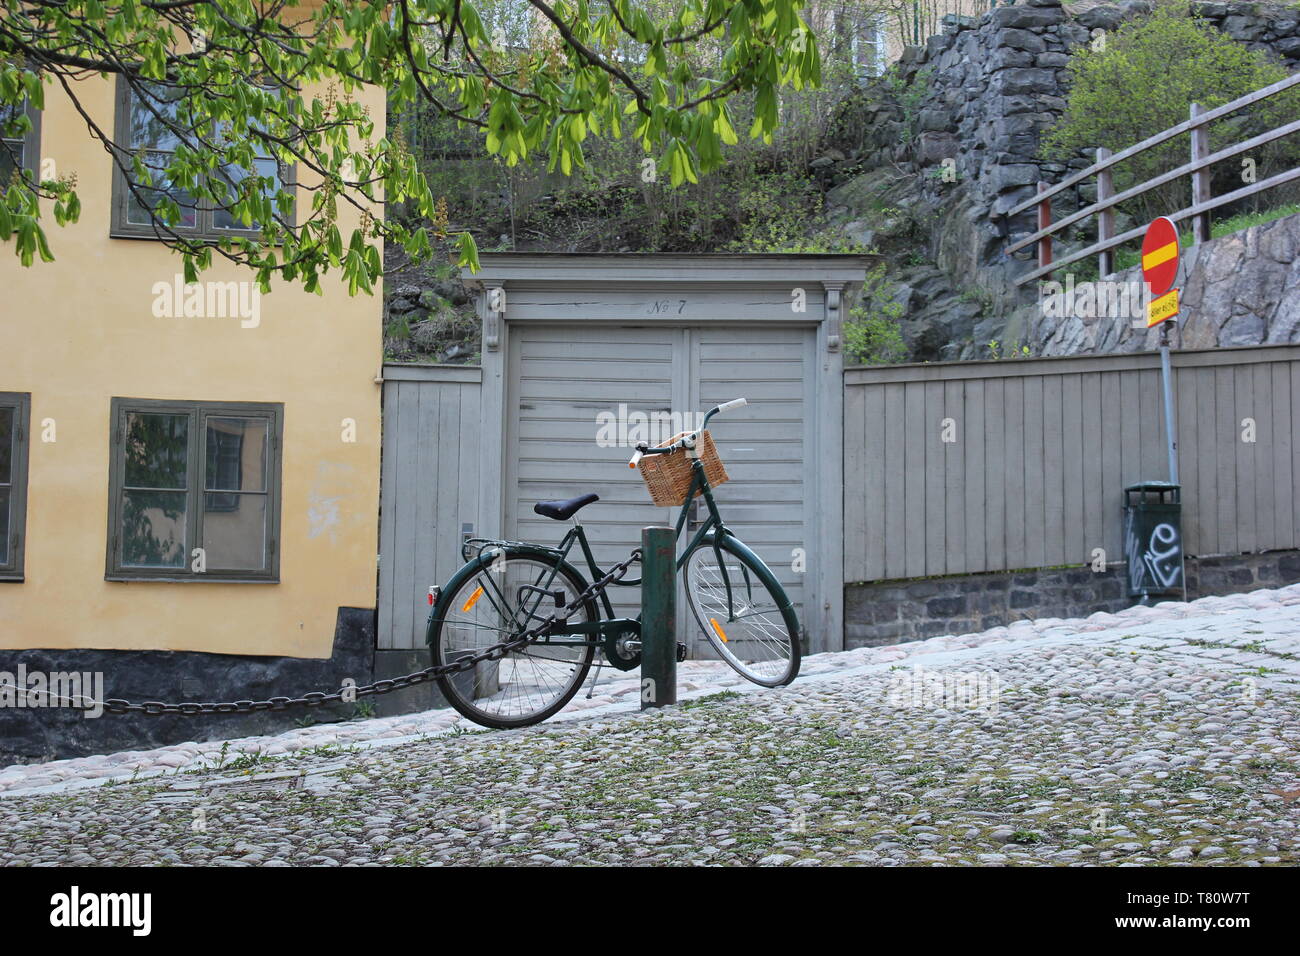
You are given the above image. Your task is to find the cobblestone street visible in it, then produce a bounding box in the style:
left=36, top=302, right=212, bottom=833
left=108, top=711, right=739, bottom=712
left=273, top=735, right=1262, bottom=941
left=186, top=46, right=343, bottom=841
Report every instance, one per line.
left=2, top=585, right=1298, bottom=866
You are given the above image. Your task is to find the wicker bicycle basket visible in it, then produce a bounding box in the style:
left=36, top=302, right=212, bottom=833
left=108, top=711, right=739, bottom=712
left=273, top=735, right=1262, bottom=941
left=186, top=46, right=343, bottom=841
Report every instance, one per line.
left=637, top=430, right=729, bottom=507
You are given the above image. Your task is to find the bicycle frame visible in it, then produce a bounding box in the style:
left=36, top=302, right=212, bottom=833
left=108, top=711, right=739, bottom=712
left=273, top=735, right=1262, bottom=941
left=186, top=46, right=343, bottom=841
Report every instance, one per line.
left=427, top=398, right=801, bottom=727
left=450, top=403, right=761, bottom=659
left=585, top=458, right=738, bottom=591
left=456, top=464, right=751, bottom=659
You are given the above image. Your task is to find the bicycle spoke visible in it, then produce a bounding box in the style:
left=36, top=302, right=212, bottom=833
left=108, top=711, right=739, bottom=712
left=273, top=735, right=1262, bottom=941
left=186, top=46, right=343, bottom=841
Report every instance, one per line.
left=435, top=555, right=595, bottom=724
left=684, top=543, right=797, bottom=684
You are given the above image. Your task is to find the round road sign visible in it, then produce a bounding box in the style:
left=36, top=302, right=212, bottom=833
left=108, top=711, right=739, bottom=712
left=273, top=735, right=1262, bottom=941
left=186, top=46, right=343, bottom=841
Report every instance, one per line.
left=1142, top=217, right=1180, bottom=297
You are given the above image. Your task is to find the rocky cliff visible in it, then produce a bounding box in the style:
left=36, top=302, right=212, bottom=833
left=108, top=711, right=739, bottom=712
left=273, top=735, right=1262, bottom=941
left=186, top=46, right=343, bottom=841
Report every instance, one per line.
left=815, top=0, right=1300, bottom=361
left=384, top=0, right=1300, bottom=365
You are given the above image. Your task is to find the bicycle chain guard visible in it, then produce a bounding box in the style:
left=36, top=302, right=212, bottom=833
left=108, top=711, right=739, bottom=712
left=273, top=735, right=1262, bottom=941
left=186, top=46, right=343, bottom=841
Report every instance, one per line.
left=601, top=620, right=642, bottom=672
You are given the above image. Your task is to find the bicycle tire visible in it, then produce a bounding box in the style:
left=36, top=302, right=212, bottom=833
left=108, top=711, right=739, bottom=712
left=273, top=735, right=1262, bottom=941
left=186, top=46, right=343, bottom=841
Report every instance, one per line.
left=681, top=533, right=801, bottom=687
left=428, top=547, right=598, bottom=728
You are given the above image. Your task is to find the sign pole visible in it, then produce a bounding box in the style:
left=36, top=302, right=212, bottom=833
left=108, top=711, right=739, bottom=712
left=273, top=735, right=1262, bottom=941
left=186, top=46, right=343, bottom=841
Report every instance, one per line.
left=1158, top=321, right=1178, bottom=486
left=1158, top=321, right=1187, bottom=602
left=1142, top=216, right=1181, bottom=486
left=1142, top=215, right=1186, bottom=601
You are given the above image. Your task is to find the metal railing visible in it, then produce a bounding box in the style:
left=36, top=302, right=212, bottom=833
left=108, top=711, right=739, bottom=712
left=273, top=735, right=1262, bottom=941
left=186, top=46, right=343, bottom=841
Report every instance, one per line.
left=1005, top=70, right=1300, bottom=286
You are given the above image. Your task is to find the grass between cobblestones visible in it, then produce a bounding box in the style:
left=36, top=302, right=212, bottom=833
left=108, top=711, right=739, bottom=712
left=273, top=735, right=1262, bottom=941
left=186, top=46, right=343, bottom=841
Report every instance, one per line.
left=1, top=640, right=1297, bottom=866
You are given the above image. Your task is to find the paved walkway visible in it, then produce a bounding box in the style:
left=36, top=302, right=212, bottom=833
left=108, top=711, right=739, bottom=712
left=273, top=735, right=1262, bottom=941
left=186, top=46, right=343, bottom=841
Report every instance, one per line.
left=2, top=585, right=1298, bottom=865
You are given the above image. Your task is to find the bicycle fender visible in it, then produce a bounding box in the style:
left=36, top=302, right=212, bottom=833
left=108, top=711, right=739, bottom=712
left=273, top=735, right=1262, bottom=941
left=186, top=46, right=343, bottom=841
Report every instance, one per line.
left=688, top=531, right=800, bottom=622
left=424, top=545, right=595, bottom=647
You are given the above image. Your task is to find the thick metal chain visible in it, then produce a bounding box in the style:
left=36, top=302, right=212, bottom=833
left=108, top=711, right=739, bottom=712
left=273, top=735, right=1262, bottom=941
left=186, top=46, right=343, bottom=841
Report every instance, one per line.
left=82, top=548, right=643, bottom=717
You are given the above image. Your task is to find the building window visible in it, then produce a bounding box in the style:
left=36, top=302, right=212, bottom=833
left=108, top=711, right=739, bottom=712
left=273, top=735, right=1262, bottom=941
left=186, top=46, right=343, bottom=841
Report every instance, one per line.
left=839, top=12, right=887, bottom=82
left=0, top=392, right=31, bottom=582
left=109, top=77, right=294, bottom=240
left=0, top=99, right=41, bottom=189
left=870, top=16, right=888, bottom=76
left=106, top=399, right=283, bottom=582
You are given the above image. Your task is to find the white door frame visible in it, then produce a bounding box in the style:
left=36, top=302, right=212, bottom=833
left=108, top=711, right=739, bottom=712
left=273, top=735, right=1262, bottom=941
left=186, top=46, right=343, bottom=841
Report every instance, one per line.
left=469, top=254, right=865, bottom=654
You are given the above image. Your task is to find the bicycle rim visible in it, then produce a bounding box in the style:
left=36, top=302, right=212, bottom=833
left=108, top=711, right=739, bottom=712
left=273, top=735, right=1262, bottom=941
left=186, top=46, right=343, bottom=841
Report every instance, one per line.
left=682, top=537, right=800, bottom=687
left=432, top=555, right=595, bottom=728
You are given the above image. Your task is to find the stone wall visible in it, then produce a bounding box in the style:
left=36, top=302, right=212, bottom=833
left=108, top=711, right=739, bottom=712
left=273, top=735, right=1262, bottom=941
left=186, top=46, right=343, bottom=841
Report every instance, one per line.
left=1036, top=210, right=1300, bottom=354
left=383, top=246, right=480, bottom=364
left=845, top=549, right=1300, bottom=648
left=821, top=0, right=1300, bottom=360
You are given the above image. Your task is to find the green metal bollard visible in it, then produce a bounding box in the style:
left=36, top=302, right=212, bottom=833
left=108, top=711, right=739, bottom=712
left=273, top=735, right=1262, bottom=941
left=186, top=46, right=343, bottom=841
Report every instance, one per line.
left=640, top=526, right=676, bottom=709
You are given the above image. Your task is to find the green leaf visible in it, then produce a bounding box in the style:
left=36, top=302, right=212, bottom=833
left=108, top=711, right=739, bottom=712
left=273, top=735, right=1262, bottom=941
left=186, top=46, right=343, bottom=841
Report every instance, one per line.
left=456, top=231, right=480, bottom=273
left=715, top=107, right=738, bottom=146
left=21, top=72, right=44, bottom=110
left=0, top=0, right=823, bottom=291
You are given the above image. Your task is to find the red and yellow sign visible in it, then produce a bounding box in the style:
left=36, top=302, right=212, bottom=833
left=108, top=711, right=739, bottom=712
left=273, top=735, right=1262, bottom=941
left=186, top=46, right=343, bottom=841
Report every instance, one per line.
left=1142, top=217, right=1180, bottom=298
left=1147, top=288, right=1180, bottom=328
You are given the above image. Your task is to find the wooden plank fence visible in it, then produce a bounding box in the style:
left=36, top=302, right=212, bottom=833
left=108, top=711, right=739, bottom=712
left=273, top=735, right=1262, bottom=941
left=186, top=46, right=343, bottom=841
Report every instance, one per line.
left=844, top=345, right=1300, bottom=583
left=378, top=364, right=482, bottom=650
left=377, top=347, right=1300, bottom=646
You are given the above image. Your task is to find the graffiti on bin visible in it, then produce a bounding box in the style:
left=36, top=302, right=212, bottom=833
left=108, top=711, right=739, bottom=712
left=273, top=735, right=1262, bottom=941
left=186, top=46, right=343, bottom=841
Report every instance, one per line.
left=1126, top=519, right=1183, bottom=593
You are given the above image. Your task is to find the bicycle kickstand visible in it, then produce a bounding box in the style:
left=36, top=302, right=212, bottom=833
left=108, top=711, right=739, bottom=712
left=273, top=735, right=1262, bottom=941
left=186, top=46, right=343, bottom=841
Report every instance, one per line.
left=583, top=658, right=607, bottom=699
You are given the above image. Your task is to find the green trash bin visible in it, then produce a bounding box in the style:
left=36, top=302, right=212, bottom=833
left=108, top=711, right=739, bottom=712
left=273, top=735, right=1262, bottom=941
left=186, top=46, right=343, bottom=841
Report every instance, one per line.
left=1123, top=482, right=1184, bottom=602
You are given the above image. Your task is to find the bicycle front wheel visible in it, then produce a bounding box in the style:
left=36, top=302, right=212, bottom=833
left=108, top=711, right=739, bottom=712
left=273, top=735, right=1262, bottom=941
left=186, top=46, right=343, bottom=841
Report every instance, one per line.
left=682, top=534, right=801, bottom=687
left=429, top=549, right=597, bottom=728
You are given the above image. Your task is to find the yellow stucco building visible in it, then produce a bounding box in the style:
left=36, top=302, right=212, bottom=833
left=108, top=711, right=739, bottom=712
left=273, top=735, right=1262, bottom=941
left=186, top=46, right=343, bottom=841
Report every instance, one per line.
left=0, top=70, right=383, bottom=673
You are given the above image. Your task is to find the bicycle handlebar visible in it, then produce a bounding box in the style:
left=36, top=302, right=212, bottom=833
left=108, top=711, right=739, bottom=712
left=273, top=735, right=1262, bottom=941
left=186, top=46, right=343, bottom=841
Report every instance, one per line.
left=627, top=398, right=746, bottom=467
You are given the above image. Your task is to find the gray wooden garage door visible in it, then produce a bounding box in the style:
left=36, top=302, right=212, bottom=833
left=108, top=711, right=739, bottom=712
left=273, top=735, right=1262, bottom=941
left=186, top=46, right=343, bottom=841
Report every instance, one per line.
left=506, top=324, right=812, bottom=655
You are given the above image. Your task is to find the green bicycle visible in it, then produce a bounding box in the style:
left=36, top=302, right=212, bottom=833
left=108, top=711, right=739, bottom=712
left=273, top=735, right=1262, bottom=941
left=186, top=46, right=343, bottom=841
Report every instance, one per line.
left=425, top=397, right=801, bottom=729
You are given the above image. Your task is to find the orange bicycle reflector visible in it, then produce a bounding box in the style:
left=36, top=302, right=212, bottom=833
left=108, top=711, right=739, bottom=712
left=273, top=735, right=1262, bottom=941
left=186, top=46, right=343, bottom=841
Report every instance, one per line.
left=462, top=585, right=484, bottom=613
left=709, top=617, right=728, bottom=643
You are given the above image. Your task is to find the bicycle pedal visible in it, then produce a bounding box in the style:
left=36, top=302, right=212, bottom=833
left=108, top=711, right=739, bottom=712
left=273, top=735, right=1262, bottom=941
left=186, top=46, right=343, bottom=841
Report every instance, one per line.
left=676, top=642, right=688, bottom=663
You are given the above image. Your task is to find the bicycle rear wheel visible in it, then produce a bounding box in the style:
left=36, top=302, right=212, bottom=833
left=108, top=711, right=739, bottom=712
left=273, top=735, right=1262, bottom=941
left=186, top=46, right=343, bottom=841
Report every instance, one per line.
left=429, top=549, right=597, bottom=728
left=682, top=534, right=801, bottom=687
